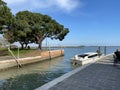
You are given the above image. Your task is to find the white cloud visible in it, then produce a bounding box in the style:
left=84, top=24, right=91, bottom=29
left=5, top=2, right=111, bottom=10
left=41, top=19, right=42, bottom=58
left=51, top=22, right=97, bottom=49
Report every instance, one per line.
left=56, top=0, right=79, bottom=12
left=3, top=0, right=27, bottom=4
left=3, top=0, right=82, bottom=14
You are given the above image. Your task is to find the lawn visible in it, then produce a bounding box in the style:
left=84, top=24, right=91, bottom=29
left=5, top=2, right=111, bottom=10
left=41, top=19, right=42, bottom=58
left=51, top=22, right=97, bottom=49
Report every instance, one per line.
left=0, top=48, right=38, bottom=56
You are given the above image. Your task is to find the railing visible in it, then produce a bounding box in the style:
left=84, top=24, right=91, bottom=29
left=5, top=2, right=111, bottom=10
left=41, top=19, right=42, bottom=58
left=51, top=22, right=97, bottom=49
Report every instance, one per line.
left=8, top=48, right=22, bottom=68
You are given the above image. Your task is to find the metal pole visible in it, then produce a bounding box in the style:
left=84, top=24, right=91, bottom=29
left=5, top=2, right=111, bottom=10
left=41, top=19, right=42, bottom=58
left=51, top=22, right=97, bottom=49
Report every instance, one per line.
left=18, top=46, right=19, bottom=59
left=46, top=38, right=48, bottom=50
left=8, top=48, right=22, bottom=68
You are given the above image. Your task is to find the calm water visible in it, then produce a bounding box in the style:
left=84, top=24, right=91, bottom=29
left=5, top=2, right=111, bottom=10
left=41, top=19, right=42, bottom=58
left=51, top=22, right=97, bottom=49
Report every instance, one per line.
left=0, top=46, right=119, bottom=90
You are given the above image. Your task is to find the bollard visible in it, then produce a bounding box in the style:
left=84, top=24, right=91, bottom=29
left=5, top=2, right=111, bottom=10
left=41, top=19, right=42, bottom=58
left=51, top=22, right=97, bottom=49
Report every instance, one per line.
left=98, top=46, right=101, bottom=58
left=104, top=46, right=106, bottom=56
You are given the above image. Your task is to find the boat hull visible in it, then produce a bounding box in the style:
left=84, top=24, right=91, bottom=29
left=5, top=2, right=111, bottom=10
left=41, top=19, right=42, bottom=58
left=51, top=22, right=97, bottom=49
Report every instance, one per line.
left=71, top=56, right=100, bottom=65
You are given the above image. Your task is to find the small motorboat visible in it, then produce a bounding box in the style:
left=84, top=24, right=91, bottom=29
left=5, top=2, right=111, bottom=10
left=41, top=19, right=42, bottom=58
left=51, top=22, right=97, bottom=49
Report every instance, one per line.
left=71, top=52, right=100, bottom=65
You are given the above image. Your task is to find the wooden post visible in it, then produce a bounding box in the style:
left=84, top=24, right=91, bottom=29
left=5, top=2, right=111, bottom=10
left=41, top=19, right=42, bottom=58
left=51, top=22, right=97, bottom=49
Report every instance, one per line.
left=98, top=46, right=101, bottom=58
left=104, top=46, right=106, bottom=56
left=48, top=42, right=51, bottom=59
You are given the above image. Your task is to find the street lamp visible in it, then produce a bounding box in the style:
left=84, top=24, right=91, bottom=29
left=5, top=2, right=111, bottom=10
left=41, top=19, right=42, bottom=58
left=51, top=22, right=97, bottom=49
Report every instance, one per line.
left=1, top=25, right=8, bottom=47
left=2, top=25, right=8, bottom=35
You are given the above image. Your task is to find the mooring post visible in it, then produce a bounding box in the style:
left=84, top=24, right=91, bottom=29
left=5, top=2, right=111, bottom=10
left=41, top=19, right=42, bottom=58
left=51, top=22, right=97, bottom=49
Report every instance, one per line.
left=48, top=42, right=51, bottom=60
left=98, top=46, right=101, bottom=58
left=104, top=46, right=106, bottom=56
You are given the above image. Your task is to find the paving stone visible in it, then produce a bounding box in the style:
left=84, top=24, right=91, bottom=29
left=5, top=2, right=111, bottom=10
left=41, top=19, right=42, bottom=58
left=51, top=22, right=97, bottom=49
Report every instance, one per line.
left=49, top=55, right=120, bottom=90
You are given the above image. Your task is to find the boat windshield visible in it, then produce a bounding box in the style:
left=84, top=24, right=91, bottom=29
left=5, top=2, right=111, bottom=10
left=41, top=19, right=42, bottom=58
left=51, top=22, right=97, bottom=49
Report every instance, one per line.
left=78, top=54, right=88, bottom=58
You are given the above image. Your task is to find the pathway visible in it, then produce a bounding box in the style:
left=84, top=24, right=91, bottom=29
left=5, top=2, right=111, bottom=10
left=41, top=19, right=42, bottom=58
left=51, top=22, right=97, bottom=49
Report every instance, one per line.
left=36, top=55, right=120, bottom=90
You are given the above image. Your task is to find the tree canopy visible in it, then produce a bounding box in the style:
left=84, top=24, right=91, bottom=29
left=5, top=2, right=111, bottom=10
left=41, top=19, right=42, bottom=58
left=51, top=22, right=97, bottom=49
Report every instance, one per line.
left=13, top=11, right=69, bottom=49
left=0, top=0, right=69, bottom=49
left=0, top=0, right=13, bottom=30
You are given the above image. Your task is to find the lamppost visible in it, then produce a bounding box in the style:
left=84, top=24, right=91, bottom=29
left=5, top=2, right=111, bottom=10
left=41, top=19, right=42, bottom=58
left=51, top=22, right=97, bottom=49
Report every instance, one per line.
left=2, top=25, right=8, bottom=36
left=2, top=25, right=8, bottom=47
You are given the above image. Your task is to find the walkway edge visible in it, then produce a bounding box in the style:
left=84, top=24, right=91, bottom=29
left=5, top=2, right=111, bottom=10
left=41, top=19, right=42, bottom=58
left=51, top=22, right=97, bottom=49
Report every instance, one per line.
left=35, top=64, right=91, bottom=90
left=35, top=54, right=113, bottom=90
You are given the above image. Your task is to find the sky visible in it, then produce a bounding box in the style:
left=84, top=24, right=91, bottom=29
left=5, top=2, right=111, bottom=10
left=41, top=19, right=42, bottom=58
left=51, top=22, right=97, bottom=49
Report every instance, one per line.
left=3, top=0, right=120, bottom=46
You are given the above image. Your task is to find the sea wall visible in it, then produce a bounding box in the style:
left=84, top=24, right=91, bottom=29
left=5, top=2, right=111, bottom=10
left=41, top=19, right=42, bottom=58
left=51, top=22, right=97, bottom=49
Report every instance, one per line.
left=0, top=50, right=64, bottom=70
left=41, top=49, right=64, bottom=59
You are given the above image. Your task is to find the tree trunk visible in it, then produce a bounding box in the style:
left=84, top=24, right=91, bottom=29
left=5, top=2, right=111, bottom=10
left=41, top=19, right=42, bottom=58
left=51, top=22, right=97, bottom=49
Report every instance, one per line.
left=20, top=42, right=24, bottom=49
left=35, top=36, right=44, bottom=50
left=33, top=35, right=45, bottom=50
left=25, top=43, right=28, bottom=49
left=38, top=41, right=42, bottom=50
left=21, top=44, right=24, bottom=49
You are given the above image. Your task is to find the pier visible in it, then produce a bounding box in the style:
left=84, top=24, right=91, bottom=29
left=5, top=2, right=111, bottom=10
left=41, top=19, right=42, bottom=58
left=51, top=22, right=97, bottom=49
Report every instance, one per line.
left=36, top=54, right=120, bottom=90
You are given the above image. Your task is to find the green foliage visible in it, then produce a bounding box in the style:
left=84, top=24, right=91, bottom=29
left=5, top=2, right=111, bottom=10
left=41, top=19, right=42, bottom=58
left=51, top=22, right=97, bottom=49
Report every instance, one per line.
left=0, top=0, right=14, bottom=44
left=13, top=11, right=69, bottom=49
left=0, top=0, right=13, bottom=29
left=0, top=0, right=69, bottom=49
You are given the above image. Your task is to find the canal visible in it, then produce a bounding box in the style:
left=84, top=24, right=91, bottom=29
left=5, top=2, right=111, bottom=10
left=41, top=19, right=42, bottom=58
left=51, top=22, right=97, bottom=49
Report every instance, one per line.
left=0, top=46, right=119, bottom=90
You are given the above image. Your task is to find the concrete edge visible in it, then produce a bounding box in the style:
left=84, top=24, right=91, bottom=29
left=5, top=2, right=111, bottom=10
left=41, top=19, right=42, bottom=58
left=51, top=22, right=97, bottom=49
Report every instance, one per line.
left=35, top=54, right=113, bottom=90
left=35, top=64, right=91, bottom=90
left=0, top=56, right=42, bottom=62
left=0, top=50, right=64, bottom=70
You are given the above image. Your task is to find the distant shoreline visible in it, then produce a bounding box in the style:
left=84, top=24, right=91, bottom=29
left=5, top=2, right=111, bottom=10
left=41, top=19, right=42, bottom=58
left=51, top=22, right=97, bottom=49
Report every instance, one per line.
left=43, top=46, right=85, bottom=48
left=42, top=46, right=120, bottom=48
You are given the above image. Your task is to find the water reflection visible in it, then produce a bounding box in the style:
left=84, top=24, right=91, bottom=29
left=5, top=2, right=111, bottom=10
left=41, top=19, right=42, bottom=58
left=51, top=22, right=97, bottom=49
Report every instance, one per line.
left=0, top=56, right=64, bottom=79
left=1, top=72, right=65, bottom=90
left=0, top=56, right=74, bottom=90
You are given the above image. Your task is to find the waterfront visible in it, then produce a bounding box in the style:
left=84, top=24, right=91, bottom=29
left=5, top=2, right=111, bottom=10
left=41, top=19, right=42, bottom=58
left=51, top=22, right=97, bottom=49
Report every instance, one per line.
left=0, top=46, right=120, bottom=90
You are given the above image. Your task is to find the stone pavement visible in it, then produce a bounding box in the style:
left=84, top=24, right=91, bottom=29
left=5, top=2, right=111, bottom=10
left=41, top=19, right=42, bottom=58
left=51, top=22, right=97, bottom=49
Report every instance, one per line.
left=38, top=55, right=120, bottom=90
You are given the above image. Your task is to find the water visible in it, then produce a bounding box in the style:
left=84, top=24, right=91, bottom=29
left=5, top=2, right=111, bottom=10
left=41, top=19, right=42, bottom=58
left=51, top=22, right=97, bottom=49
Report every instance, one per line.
left=0, top=46, right=119, bottom=90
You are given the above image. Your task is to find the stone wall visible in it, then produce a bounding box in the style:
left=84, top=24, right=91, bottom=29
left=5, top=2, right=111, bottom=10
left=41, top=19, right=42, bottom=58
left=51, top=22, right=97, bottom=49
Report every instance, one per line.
left=0, top=49, right=64, bottom=70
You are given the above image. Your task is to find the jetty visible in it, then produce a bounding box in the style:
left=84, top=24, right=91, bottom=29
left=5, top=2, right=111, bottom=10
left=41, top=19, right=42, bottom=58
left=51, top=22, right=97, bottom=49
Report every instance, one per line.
left=36, top=54, right=120, bottom=90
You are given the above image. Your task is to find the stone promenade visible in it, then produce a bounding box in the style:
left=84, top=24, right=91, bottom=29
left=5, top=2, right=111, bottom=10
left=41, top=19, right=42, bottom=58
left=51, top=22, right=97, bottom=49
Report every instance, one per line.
left=36, top=55, right=120, bottom=90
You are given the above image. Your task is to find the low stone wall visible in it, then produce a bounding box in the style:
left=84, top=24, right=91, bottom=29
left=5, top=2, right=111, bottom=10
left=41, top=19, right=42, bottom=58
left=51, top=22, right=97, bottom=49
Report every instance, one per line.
left=41, top=50, right=64, bottom=59
left=0, top=49, right=64, bottom=70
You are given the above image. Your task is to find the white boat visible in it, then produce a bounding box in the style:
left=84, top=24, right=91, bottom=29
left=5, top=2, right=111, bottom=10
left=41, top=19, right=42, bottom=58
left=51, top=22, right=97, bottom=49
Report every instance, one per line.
left=71, top=52, right=100, bottom=65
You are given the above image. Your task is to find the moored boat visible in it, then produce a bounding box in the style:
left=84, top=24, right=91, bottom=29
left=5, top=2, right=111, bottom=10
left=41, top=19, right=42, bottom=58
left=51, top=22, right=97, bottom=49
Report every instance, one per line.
left=71, top=52, right=100, bottom=65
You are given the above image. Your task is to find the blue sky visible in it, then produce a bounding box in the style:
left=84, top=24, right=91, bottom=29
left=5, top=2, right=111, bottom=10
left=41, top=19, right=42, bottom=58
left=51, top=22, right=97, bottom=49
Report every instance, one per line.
left=3, top=0, right=120, bottom=46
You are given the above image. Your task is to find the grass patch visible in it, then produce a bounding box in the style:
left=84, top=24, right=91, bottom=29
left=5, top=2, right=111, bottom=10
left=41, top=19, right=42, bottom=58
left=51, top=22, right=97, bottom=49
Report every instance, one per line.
left=0, top=48, right=8, bottom=56
left=9, top=48, right=37, bottom=56
left=0, top=48, right=37, bottom=56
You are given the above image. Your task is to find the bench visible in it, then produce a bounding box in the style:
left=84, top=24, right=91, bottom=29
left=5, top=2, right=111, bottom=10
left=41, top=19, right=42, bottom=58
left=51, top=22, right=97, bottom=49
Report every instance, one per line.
left=113, top=51, right=120, bottom=65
